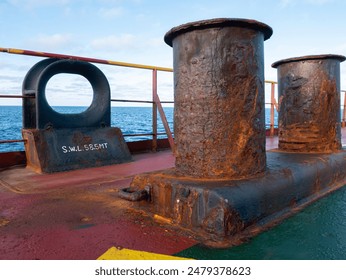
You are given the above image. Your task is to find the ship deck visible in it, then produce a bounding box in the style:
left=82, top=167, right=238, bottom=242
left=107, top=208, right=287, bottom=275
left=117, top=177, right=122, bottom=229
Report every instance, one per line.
left=0, top=132, right=345, bottom=260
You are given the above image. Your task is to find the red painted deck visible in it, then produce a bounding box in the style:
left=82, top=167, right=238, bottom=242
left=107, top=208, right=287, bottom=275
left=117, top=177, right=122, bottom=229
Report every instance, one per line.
left=0, top=149, right=200, bottom=259
left=0, top=132, right=344, bottom=260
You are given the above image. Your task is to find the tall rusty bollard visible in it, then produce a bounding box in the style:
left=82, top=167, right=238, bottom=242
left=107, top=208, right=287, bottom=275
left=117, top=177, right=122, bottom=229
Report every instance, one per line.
left=164, top=18, right=273, bottom=178
left=272, top=55, right=346, bottom=152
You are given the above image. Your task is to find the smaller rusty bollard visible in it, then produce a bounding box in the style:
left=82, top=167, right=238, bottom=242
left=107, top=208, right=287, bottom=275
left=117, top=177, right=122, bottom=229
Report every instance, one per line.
left=272, top=54, right=346, bottom=152
left=22, top=58, right=132, bottom=173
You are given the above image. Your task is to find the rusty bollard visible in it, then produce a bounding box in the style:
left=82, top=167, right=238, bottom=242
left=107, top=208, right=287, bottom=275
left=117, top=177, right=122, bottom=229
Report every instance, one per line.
left=127, top=21, right=346, bottom=246
left=272, top=54, right=346, bottom=152
left=164, top=18, right=273, bottom=178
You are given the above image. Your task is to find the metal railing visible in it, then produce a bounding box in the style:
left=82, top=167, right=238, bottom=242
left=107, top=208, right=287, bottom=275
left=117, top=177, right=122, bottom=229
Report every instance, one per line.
left=1, top=47, right=346, bottom=153
left=0, top=47, right=175, bottom=152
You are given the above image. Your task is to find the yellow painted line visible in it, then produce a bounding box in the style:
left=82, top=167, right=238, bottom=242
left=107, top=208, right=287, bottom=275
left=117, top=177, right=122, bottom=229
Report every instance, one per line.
left=0, top=46, right=173, bottom=72
left=97, top=247, right=192, bottom=260
left=0, top=48, right=24, bottom=54
left=106, top=60, right=173, bottom=72
left=265, top=80, right=278, bottom=84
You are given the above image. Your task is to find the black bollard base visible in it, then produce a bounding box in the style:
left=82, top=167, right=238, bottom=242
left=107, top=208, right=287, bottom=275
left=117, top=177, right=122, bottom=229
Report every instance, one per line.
left=129, top=150, right=346, bottom=247
left=22, top=127, right=132, bottom=173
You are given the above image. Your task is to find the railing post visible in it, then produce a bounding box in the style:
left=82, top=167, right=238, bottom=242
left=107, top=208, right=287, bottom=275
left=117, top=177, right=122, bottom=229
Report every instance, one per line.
left=152, top=69, right=158, bottom=152
left=152, top=69, right=175, bottom=152
left=270, top=81, right=275, bottom=137
left=342, top=90, right=346, bottom=128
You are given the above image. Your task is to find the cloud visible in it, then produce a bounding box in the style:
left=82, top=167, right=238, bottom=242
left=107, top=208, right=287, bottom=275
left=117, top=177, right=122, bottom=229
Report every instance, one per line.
left=305, top=0, right=334, bottom=4
left=98, top=7, right=124, bottom=19
left=145, top=37, right=165, bottom=47
left=7, top=0, right=70, bottom=9
left=334, top=42, right=346, bottom=52
left=90, top=34, right=136, bottom=51
left=279, top=0, right=294, bottom=7
left=280, top=0, right=334, bottom=7
left=28, top=33, right=73, bottom=50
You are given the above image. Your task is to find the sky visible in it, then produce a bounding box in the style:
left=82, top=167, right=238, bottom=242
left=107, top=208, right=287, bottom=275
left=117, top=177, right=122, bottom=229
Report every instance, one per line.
left=1, top=0, right=346, bottom=107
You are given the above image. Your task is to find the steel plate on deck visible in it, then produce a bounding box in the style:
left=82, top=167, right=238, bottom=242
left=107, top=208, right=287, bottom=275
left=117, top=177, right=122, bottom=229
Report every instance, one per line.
left=22, top=127, right=132, bottom=173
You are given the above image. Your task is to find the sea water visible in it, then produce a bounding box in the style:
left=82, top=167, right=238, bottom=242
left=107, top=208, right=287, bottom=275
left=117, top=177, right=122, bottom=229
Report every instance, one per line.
left=0, top=106, right=277, bottom=152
